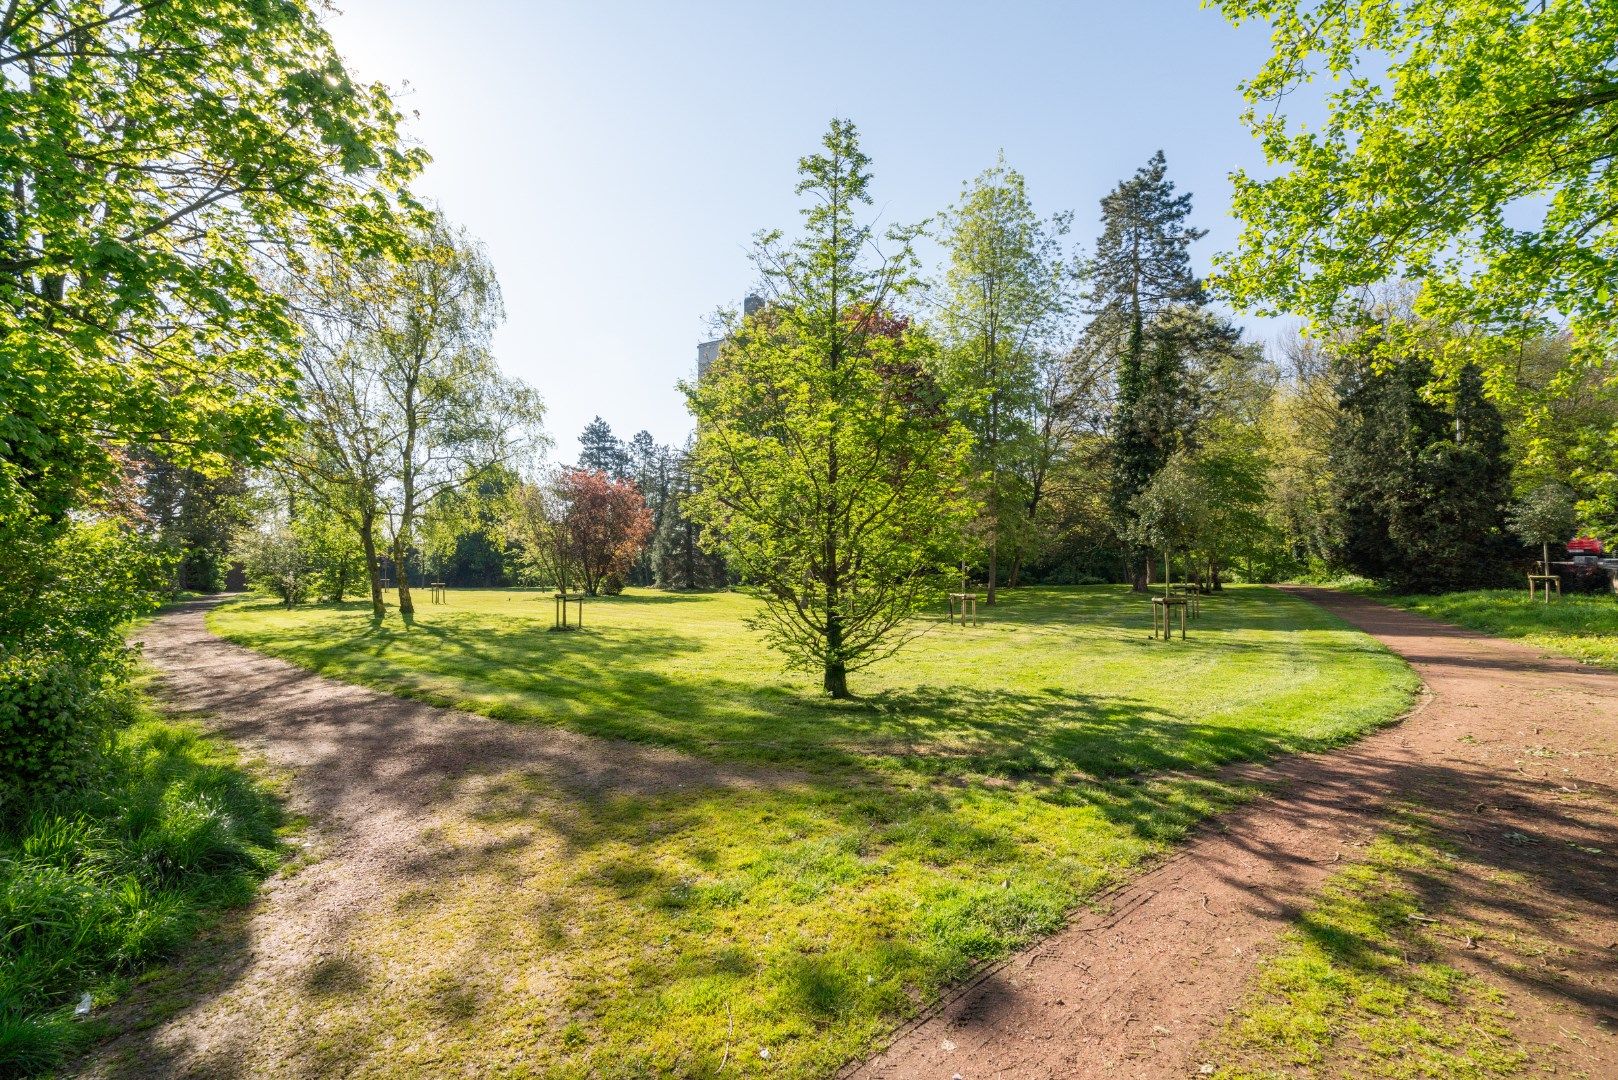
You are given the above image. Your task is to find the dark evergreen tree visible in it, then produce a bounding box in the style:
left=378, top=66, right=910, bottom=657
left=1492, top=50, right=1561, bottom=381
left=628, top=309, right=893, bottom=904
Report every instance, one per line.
left=134, top=450, right=251, bottom=592
left=1330, top=350, right=1514, bottom=592
left=1082, top=151, right=1207, bottom=586
left=578, top=416, right=631, bottom=479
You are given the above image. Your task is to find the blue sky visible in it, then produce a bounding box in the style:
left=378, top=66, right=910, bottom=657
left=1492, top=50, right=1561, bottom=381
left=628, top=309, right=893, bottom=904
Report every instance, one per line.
left=326, top=0, right=1286, bottom=455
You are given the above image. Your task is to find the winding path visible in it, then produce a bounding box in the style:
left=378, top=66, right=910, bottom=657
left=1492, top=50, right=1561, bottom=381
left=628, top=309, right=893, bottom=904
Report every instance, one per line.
left=85, top=591, right=1618, bottom=1077
left=851, top=587, right=1618, bottom=1078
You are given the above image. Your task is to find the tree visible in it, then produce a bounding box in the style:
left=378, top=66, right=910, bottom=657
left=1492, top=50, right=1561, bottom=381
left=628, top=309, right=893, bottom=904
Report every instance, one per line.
left=935, top=155, right=1073, bottom=603
left=685, top=119, right=971, bottom=698
left=1082, top=152, right=1207, bottom=586
left=1, top=0, right=417, bottom=797
left=1127, top=453, right=1206, bottom=594
left=578, top=417, right=632, bottom=480
left=1330, top=342, right=1515, bottom=592
left=502, top=476, right=575, bottom=591
left=555, top=468, right=654, bottom=596
left=1, top=0, right=419, bottom=556
left=1213, top=1, right=1618, bottom=372
left=239, top=526, right=312, bottom=609
left=287, top=217, right=545, bottom=617
left=1509, top=482, right=1579, bottom=575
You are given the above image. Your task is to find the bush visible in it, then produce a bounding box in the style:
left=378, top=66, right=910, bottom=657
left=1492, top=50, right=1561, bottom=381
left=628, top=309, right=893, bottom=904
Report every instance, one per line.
left=0, top=650, right=120, bottom=808
left=601, top=572, right=626, bottom=596
left=0, top=521, right=166, bottom=812
left=0, top=690, right=284, bottom=1076
left=1555, top=563, right=1617, bottom=595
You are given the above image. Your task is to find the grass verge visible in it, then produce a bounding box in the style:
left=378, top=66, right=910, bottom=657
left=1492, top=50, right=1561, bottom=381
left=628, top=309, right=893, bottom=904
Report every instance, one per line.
left=0, top=680, right=288, bottom=1076
left=1207, top=810, right=1528, bottom=1079
left=1350, top=586, right=1618, bottom=671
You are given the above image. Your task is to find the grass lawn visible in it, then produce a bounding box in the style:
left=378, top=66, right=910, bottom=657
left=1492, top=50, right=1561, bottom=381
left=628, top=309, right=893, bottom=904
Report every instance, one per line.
left=206, top=585, right=1417, bottom=1077
left=1356, top=587, right=1618, bottom=671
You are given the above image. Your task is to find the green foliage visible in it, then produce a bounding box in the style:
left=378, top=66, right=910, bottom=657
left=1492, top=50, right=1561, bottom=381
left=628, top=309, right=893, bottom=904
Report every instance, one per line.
left=1, top=0, right=422, bottom=544
left=1330, top=347, right=1514, bottom=592
left=0, top=523, right=169, bottom=807
left=684, top=119, right=972, bottom=697
left=1213, top=0, right=1618, bottom=364
left=1507, top=481, right=1579, bottom=548
left=0, top=689, right=285, bottom=1076
left=238, top=526, right=313, bottom=609
left=935, top=155, right=1073, bottom=598
left=1083, top=152, right=1207, bottom=544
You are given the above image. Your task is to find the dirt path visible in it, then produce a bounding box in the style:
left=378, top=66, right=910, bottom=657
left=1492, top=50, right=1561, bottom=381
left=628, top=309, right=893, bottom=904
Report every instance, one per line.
left=850, top=587, right=1618, bottom=1079
left=83, top=599, right=788, bottom=1078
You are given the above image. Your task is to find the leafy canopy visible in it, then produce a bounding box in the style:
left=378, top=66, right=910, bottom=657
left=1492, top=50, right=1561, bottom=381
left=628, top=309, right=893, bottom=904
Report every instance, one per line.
left=1211, top=0, right=1618, bottom=369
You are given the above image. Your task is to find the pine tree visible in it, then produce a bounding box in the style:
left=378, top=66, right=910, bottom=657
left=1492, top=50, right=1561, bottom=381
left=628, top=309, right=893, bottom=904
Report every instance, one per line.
left=1083, top=151, right=1206, bottom=586
left=578, top=416, right=631, bottom=479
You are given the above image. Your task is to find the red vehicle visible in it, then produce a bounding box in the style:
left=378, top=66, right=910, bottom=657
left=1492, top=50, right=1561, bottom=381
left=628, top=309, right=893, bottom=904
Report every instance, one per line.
left=1567, top=536, right=1603, bottom=556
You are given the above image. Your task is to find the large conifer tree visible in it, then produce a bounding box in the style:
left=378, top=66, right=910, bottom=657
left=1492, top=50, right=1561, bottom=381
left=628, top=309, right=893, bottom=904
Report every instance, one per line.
left=1082, top=151, right=1206, bottom=585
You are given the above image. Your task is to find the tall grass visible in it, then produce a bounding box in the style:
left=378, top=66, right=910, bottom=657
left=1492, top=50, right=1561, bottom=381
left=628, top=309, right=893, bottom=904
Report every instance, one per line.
left=0, top=687, right=285, bottom=1076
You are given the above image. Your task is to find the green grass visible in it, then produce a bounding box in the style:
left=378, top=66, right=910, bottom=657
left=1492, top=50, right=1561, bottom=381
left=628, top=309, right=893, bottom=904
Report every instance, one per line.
left=0, top=684, right=289, bottom=1077
left=205, top=585, right=1419, bottom=1077
left=1209, top=811, right=1528, bottom=1079
left=1353, top=586, right=1618, bottom=671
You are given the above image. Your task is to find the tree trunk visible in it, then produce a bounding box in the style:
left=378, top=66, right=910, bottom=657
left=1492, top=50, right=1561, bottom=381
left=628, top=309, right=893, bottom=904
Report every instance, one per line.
left=361, top=511, right=384, bottom=617
left=986, top=536, right=999, bottom=605
left=683, top=521, right=696, bottom=589
left=1542, top=541, right=1550, bottom=575
left=823, top=611, right=850, bottom=698
left=395, top=534, right=415, bottom=615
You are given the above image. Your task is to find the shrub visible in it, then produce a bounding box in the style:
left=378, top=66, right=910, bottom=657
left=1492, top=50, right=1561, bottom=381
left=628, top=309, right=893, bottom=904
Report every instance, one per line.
left=601, top=572, right=626, bottom=596
left=0, top=691, right=284, bottom=1076
left=1555, top=562, right=1616, bottom=595
left=0, top=521, right=165, bottom=811
left=0, top=649, right=120, bottom=808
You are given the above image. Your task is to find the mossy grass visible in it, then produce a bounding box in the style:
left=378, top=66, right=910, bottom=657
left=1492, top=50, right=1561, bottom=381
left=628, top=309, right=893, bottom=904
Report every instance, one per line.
left=1208, top=810, right=1529, bottom=1079
left=204, top=584, right=1418, bottom=1076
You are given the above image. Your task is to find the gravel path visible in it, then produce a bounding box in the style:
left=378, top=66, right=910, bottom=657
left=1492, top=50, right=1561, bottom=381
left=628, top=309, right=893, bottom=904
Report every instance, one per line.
left=82, top=598, right=787, bottom=1078
left=850, top=587, right=1618, bottom=1078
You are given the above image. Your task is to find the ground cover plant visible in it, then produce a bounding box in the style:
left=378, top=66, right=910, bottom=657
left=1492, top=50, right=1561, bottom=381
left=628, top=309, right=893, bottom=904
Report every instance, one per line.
left=0, top=685, right=288, bottom=1076
left=203, top=584, right=1417, bottom=1076
left=1354, top=587, right=1618, bottom=673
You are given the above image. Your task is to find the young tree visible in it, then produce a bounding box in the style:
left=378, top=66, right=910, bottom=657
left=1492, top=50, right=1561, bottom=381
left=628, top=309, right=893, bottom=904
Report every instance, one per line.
left=502, top=476, right=575, bottom=591
left=685, top=119, right=971, bottom=698
left=1082, top=152, right=1208, bottom=586
left=1127, top=453, right=1206, bottom=595
left=239, top=526, right=312, bottom=609
left=555, top=469, right=654, bottom=595
left=935, top=155, right=1073, bottom=603
left=1509, top=482, right=1579, bottom=575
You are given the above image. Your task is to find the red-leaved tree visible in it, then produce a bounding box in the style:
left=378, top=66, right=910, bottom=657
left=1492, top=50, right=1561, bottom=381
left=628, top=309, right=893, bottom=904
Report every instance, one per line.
left=557, top=468, right=653, bottom=595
